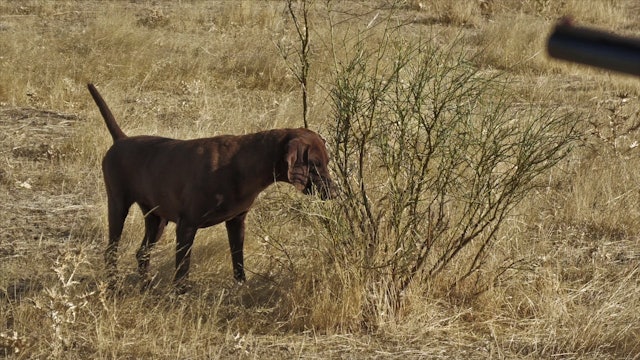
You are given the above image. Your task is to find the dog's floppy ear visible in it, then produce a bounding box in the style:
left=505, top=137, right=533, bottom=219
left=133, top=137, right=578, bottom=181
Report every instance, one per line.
left=286, top=138, right=309, bottom=191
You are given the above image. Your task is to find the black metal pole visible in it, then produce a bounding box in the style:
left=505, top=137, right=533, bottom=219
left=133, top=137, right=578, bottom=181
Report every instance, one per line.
left=547, top=18, right=640, bottom=77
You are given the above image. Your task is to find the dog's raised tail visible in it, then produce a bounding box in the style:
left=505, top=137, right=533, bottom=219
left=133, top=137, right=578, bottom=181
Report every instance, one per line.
left=87, top=83, right=127, bottom=142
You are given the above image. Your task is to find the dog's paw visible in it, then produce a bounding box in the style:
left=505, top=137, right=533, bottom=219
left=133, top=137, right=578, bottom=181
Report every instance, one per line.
left=139, top=276, right=158, bottom=293
left=173, top=280, right=194, bottom=295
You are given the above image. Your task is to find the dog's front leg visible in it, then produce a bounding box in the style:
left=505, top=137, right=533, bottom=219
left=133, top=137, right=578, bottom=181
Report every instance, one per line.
left=225, top=212, right=248, bottom=283
left=174, top=220, right=197, bottom=293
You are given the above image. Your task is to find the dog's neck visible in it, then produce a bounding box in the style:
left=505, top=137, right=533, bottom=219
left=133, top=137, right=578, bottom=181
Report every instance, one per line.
left=235, top=129, right=293, bottom=190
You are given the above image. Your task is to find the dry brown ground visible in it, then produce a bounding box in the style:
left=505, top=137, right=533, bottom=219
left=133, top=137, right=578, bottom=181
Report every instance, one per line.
left=1, top=1, right=640, bottom=358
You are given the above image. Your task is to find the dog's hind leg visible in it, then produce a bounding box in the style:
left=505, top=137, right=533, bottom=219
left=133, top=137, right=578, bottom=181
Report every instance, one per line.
left=136, top=205, right=167, bottom=287
left=105, top=196, right=132, bottom=290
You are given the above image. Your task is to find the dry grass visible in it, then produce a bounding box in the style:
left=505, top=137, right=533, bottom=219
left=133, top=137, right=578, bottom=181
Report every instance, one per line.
left=1, top=0, right=640, bottom=358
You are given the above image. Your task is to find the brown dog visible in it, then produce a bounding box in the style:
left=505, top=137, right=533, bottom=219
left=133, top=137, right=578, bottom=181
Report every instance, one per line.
left=87, top=83, right=336, bottom=291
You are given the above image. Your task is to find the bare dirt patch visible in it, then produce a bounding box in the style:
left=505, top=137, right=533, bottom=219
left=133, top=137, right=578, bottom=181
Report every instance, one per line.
left=0, top=107, right=93, bottom=284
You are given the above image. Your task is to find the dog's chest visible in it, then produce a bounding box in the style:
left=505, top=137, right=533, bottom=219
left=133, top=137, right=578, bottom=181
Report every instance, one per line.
left=190, top=191, right=256, bottom=228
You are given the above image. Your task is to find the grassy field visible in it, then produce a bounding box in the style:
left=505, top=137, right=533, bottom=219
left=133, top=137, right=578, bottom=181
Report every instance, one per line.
left=1, top=0, right=640, bottom=358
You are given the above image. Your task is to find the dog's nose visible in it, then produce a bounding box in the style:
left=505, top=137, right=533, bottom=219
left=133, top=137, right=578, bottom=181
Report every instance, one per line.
left=304, top=176, right=338, bottom=200
left=319, top=180, right=338, bottom=200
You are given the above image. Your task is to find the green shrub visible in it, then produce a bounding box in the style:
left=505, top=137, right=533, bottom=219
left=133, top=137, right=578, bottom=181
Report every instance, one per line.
left=303, top=21, right=579, bottom=325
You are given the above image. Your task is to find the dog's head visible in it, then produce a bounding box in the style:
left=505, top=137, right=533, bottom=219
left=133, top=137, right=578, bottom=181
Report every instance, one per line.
left=286, top=129, right=337, bottom=200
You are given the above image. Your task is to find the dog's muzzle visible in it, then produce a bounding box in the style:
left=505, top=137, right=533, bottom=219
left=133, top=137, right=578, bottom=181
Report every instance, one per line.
left=304, top=176, right=337, bottom=200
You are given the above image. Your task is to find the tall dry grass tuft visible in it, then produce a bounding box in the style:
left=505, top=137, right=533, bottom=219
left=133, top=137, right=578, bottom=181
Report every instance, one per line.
left=31, top=245, right=97, bottom=357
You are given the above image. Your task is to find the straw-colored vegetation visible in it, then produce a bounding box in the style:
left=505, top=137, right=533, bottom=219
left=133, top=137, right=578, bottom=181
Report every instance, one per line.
left=1, top=1, right=639, bottom=358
